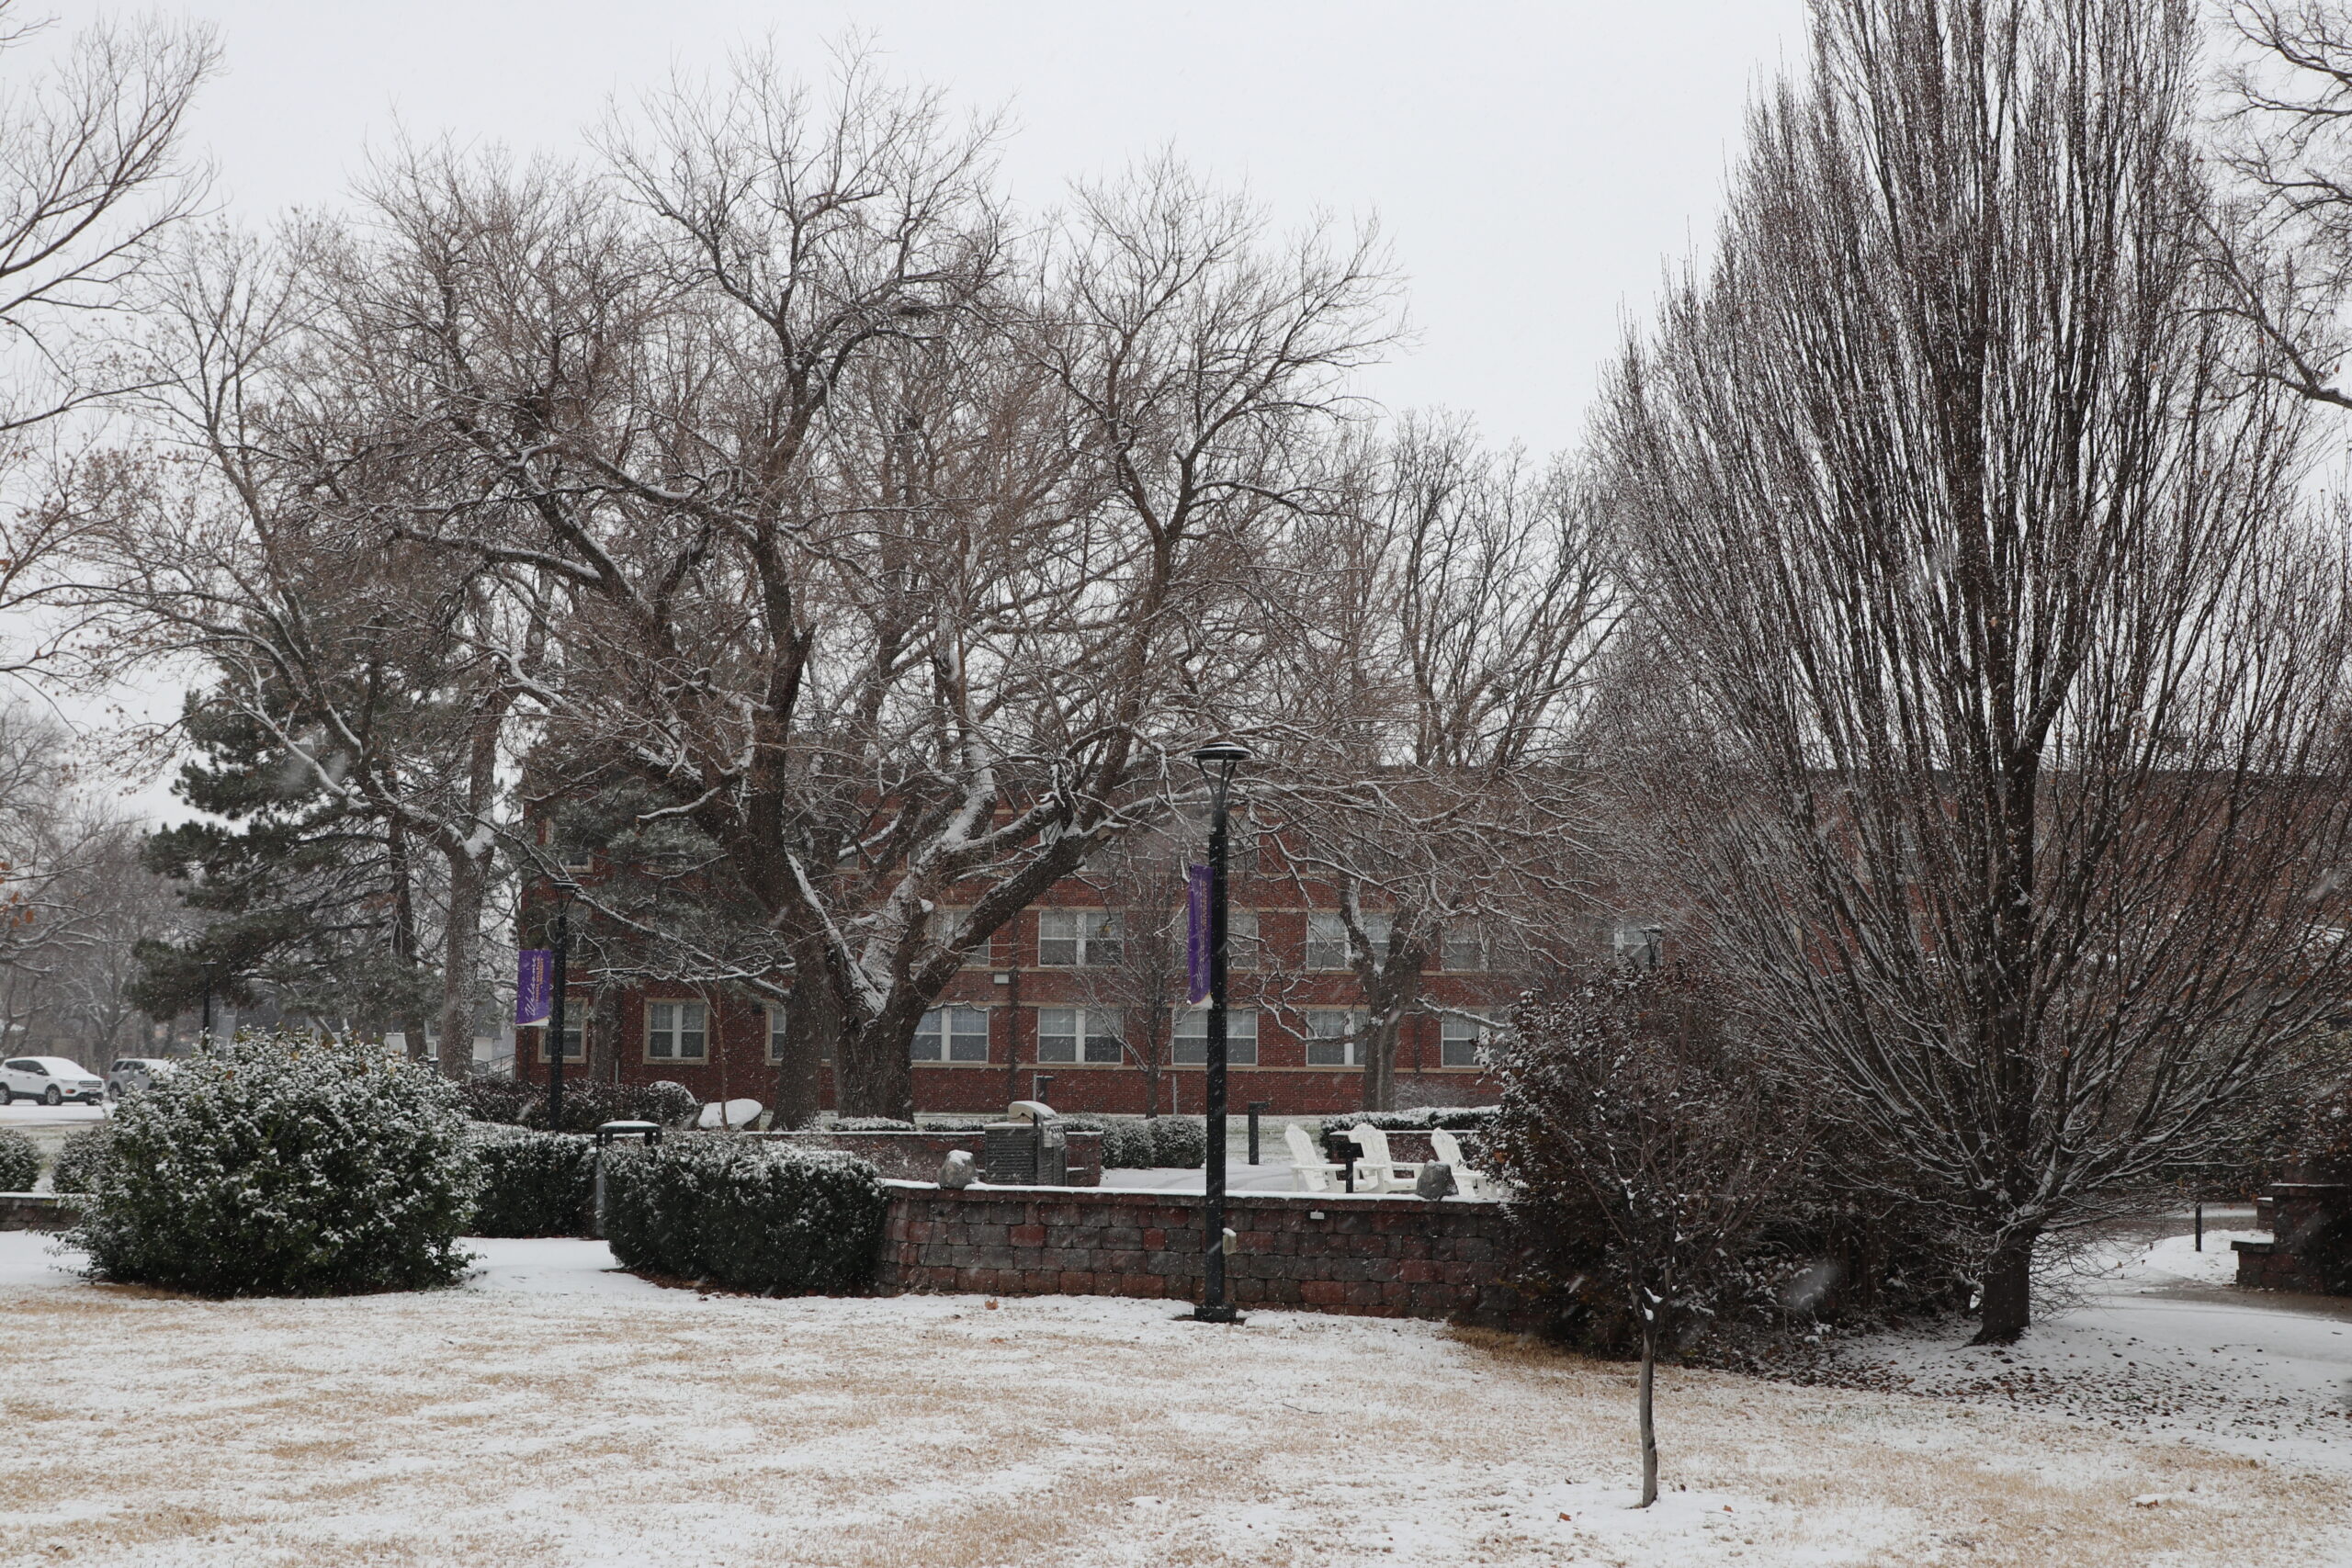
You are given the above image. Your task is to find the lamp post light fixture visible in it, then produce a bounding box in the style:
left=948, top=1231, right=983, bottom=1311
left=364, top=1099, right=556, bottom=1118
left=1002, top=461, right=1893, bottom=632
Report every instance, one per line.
left=1191, top=739, right=1252, bottom=1324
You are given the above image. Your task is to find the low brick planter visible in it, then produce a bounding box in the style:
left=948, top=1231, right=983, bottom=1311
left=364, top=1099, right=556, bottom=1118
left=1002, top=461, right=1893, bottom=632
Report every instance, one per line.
left=0, top=1193, right=83, bottom=1232
left=2235, top=1181, right=2351, bottom=1294
left=724, top=1130, right=1102, bottom=1188
left=875, top=1183, right=1532, bottom=1325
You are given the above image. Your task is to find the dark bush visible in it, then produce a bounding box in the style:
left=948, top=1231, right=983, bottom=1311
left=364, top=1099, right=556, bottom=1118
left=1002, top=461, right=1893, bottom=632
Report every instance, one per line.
left=1320, top=1107, right=1498, bottom=1136
left=603, top=1138, right=887, bottom=1293
left=456, top=1077, right=697, bottom=1133
left=0, top=1128, right=36, bottom=1191
left=834, top=1115, right=916, bottom=1132
left=73, top=1032, right=476, bottom=1296
left=1148, top=1115, right=1206, bottom=1168
left=469, top=1128, right=596, bottom=1237
left=1089, top=1118, right=1157, bottom=1169
left=48, top=1125, right=114, bottom=1194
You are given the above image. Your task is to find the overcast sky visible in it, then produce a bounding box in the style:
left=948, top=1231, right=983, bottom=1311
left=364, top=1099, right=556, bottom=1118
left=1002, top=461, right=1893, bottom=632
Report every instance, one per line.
left=91, top=0, right=1808, bottom=453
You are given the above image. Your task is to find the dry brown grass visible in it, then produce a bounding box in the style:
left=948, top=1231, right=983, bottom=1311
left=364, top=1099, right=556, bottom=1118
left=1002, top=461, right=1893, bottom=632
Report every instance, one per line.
left=0, top=1281, right=2341, bottom=1567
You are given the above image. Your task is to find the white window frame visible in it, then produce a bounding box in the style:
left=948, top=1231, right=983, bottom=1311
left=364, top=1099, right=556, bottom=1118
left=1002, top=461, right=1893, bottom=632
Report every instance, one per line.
left=1037, top=909, right=1124, bottom=967
left=1306, top=911, right=1389, bottom=972
left=1305, top=1009, right=1363, bottom=1066
left=1613, top=919, right=1663, bottom=970
left=1440, top=1014, right=1491, bottom=1068
left=537, top=1010, right=585, bottom=1063
left=1036, top=1006, right=1124, bottom=1065
left=1441, top=924, right=1487, bottom=974
left=911, top=1005, right=991, bottom=1064
left=1171, top=1007, right=1258, bottom=1066
left=644, top=998, right=708, bottom=1063
left=1176, top=908, right=1259, bottom=970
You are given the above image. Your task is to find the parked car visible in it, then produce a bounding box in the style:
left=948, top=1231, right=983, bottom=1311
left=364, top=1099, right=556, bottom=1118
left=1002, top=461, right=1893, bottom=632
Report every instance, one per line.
left=0, top=1057, right=106, bottom=1106
left=104, top=1057, right=177, bottom=1101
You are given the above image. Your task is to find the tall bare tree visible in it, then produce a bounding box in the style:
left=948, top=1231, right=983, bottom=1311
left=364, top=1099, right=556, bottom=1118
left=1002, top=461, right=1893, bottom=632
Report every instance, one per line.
left=1260, top=418, right=1615, bottom=1108
left=363, top=57, right=1394, bottom=1118
left=1602, top=0, right=2352, bottom=1341
left=0, top=3, right=213, bottom=679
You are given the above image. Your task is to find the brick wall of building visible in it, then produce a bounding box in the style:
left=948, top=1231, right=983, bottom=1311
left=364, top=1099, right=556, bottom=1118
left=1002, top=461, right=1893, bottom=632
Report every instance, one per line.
left=874, top=1182, right=1536, bottom=1325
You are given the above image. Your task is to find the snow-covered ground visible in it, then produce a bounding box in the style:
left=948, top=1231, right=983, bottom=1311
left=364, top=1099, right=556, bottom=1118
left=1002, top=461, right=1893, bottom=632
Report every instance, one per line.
left=1, top=1224, right=2346, bottom=1566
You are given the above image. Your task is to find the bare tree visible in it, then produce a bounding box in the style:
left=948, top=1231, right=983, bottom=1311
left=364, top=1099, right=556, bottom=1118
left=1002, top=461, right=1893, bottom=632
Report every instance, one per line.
left=1602, top=0, right=2352, bottom=1341
left=1492, top=966, right=1804, bottom=1508
left=368, top=56, right=1395, bottom=1117
left=1259, top=418, right=1615, bottom=1108
left=0, top=3, right=214, bottom=678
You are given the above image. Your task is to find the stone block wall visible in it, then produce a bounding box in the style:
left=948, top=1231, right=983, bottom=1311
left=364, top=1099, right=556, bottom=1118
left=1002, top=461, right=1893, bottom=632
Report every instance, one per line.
left=726, top=1129, right=1102, bottom=1188
left=2234, top=1181, right=2350, bottom=1294
left=875, top=1183, right=1533, bottom=1325
left=0, top=1193, right=82, bottom=1232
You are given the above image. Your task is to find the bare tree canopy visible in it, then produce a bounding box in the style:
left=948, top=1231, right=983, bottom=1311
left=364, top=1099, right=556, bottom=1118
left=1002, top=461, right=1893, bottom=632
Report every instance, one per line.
left=1603, top=0, right=2352, bottom=1340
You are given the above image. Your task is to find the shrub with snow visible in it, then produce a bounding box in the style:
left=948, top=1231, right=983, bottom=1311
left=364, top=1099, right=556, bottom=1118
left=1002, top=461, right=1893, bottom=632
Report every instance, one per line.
left=603, top=1138, right=886, bottom=1294
left=73, top=1032, right=479, bottom=1296
left=468, top=1126, right=595, bottom=1237
left=457, top=1077, right=696, bottom=1133
left=48, top=1124, right=114, bottom=1194
left=1148, top=1115, right=1206, bottom=1168
left=832, top=1115, right=916, bottom=1133
left=0, top=1127, right=36, bottom=1191
left=1320, top=1107, right=1498, bottom=1136
left=1091, top=1118, right=1157, bottom=1169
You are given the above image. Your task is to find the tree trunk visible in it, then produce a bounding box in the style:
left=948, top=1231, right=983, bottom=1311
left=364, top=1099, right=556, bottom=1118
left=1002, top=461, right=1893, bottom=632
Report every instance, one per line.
left=588, top=980, right=621, bottom=1084
left=1973, top=1231, right=2037, bottom=1345
left=1637, top=1325, right=1658, bottom=1508
left=435, top=845, right=490, bottom=1081
left=1359, top=1007, right=1406, bottom=1111
left=775, top=982, right=831, bottom=1129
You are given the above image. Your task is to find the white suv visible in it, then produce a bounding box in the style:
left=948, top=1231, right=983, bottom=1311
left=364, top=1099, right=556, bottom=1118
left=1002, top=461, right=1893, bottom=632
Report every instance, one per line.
left=1, top=1057, right=106, bottom=1106
left=104, top=1057, right=176, bottom=1100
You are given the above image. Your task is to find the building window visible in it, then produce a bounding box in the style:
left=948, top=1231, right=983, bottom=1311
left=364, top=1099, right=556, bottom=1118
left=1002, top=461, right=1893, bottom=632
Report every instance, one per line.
left=1441, top=1015, right=1489, bottom=1068
left=1172, top=1007, right=1258, bottom=1066
left=1176, top=908, right=1259, bottom=970
left=1037, top=909, right=1124, bottom=967
left=765, top=1003, right=831, bottom=1064
left=646, top=1000, right=708, bottom=1062
left=1305, top=1009, right=1361, bottom=1066
left=1613, top=919, right=1663, bottom=970
left=1306, top=912, right=1389, bottom=972
left=1442, top=924, right=1487, bottom=973
left=537, top=1012, right=585, bottom=1063
left=910, top=1005, right=990, bottom=1063
left=1037, top=1006, right=1123, bottom=1065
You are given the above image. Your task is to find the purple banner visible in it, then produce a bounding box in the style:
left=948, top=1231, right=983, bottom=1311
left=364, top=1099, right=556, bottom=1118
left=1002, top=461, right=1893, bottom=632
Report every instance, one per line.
left=1185, top=863, right=1212, bottom=1005
left=515, top=949, right=552, bottom=1026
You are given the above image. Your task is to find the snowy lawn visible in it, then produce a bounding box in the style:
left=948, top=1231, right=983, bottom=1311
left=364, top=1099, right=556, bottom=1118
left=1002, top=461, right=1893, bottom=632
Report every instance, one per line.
left=2, top=1229, right=2347, bottom=1567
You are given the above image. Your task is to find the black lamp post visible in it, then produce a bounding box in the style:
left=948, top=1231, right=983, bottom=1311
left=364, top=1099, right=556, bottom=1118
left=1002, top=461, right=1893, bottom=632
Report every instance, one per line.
left=547, top=886, right=574, bottom=1133
left=1192, top=739, right=1251, bottom=1324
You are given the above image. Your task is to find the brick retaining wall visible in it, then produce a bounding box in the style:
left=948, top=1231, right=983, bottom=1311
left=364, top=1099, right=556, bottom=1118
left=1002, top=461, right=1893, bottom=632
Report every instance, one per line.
left=875, top=1182, right=1534, bottom=1325
left=2234, top=1182, right=2350, bottom=1294
left=726, top=1130, right=1102, bottom=1188
left=0, top=1193, right=82, bottom=1232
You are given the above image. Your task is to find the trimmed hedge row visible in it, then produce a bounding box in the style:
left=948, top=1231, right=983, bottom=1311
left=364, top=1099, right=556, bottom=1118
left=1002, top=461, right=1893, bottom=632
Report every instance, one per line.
left=467, top=1127, right=597, bottom=1237
left=49, top=1125, right=114, bottom=1193
left=603, top=1138, right=887, bottom=1294
left=0, top=1127, right=36, bottom=1191
left=1319, top=1107, right=1498, bottom=1135
left=456, top=1077, right=697, bottom=1134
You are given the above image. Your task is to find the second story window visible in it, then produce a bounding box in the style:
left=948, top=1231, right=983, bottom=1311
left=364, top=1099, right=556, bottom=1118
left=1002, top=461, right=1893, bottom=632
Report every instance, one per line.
left=1306, top=912, right=1390, bottom=972
left=1172, top=1007, right=1258, bottom=1066
left=1037, top=1006, right=1123, bottom=1064
left=1442, top=924, right=1487, bottom=973
left=1305, top=1008, right=1362, bottom=1066
left=646, top=1000, right=707, bottom=1062
left=1038, top=909, right=1123, bottom=967
left=539, top=1012, right=585, bottom=1063
left=911, top=1005, right=989, bottom=1064
left=1440, top=1014, right=1489, bottom=1067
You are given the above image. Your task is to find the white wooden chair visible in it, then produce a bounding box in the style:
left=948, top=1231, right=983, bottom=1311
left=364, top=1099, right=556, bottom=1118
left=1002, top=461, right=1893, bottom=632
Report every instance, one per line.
left=1346, top=1125, right=1424, bottom=1193
left=1430, top=1129, right=1497, bottom=1200
left=1284, top=1123, right=1346, bottom=1193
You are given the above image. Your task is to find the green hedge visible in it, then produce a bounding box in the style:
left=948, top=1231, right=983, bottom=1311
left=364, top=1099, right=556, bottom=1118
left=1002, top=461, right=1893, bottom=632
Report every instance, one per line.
left=456, top=1077, right=697, bottom=1133
left=48, top=1125, right=114, bottom=1194
left=1320, top=1107, right=1498, bottom=1135
left=0, top=1128, right=35, bottom=1191
left=603, top=1139, right=886, bottom=1294
left=73, top=1032, right=476, bottom=1297
left=468, top=1128, right=596, bottom=1236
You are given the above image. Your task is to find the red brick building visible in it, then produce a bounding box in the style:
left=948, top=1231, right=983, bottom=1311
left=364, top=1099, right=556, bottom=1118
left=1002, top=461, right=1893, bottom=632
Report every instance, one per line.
left=514, top=852, right=1543, bottom=1116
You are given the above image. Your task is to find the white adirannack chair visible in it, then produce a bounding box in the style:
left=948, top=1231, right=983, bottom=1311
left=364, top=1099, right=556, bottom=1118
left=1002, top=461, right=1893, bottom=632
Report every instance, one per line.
left=1285, top=1123, right=1346, bottom=1193
left=1346, top=1125, right=1424, bottom=1193
left=1430, top=1129, right=1498, bottom=1200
